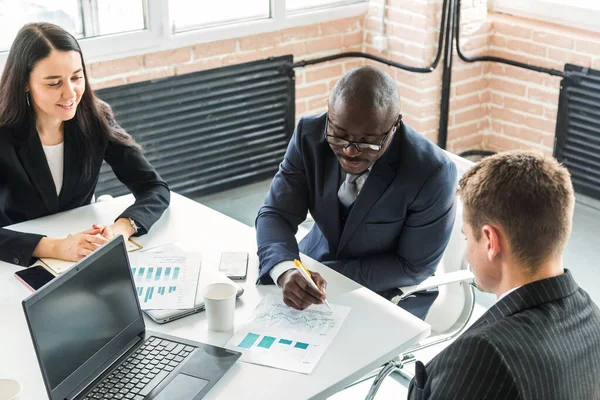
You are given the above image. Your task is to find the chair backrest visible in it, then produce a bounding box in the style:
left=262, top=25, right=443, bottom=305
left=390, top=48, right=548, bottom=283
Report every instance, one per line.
left=423, top=152, right=474, bottom=334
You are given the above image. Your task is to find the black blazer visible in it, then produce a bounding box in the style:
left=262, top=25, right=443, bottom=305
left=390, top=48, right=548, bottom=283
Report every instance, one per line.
left=256, top=113, right=457, bottom=294
left=408, top=270, right=600, bottom=400
left=0, top=124, right=170, bottom=267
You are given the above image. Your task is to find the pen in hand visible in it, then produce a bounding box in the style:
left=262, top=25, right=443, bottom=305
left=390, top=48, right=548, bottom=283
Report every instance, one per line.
left=294, top=259, right=332, bottom=310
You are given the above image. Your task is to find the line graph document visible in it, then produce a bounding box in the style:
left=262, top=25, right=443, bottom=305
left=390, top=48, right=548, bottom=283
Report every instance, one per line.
left=225, top=294, right=351, bottom=374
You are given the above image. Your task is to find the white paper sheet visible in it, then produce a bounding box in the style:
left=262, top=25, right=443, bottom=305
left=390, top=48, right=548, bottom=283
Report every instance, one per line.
left=226, top=294, right=351, bottom=374
left=128, top=252, right=201, bottom=310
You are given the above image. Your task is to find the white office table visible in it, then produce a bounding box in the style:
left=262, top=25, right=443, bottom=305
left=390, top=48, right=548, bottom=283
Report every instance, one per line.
left=0, top=193, right=430, bottom=400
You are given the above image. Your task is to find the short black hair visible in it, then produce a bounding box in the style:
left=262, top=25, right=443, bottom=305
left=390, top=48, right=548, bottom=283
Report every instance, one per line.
left=328, top=65, right=400, bottom=116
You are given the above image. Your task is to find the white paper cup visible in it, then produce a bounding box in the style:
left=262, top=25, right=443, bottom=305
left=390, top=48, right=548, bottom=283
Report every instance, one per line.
left=204, top=282, right=237, bottom=332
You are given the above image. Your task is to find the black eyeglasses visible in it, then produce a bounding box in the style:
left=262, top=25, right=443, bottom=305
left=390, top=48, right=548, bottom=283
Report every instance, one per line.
left=324, top=114, right=401, bottom=153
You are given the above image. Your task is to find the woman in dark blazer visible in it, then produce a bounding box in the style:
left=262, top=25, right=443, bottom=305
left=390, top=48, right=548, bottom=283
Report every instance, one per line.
left=0, top=23, right=170, bottom=267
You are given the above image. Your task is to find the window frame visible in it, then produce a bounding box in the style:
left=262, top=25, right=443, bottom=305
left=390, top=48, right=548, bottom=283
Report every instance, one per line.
left=0, top=0, right=368, bottom=71
left=489, top=0, right=600, bottom=34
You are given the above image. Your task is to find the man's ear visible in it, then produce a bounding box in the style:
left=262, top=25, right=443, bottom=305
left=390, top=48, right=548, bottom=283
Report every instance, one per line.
left=481, top=224, right=502, bottom=261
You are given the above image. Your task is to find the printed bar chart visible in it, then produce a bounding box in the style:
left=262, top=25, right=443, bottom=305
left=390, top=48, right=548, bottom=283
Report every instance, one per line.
left=128, top=252, right=202, bottom=310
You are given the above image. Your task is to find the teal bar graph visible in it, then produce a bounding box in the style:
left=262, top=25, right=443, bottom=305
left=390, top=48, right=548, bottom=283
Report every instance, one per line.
left=146, top=267, right=154, bottom=280
left=158, top=287, right=165, bottom=295
left=144, top=287, right=154, bottom=303
left=173, top=267, right=180, bottom=280
left=155, top=267, right=162, bottom=280
left=169, top=286, right=176, bottom=293
left=238, top=333, right=260, bottom=349
left=294, top=342, right=309, bottom=350
left=138, top=267, right=145, bottom=278
left=165, top=267, right=171, bottom=279
left=258, top=336, right=276, bottom=349
left=279, top=339, right=292, bottom=345
left=131, top=268, right=136, bottom=276
left=137, top=287, right=143, bottom=296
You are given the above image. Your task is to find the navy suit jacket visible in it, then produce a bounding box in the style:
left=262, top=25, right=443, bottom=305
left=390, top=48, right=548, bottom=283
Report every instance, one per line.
left=256, top=113, right=457, bottom=296
left=408, top=270, right=600, bottom=399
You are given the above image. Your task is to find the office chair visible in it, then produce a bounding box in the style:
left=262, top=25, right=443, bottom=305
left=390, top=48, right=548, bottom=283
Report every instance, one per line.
left=360, top=153, right=477, bottom=399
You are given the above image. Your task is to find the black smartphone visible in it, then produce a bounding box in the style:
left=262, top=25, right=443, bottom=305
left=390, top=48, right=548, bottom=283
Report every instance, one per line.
left=14, top=265, right=55, bottom=292
left=218, top=252, right=249, bottom=280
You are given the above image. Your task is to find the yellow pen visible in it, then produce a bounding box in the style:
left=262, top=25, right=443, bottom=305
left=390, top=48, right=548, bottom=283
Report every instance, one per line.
left=294, top=259, right=332, bottom=310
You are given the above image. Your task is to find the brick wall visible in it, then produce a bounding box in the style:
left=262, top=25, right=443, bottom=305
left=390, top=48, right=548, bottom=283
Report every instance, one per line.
left=88, top=2, right=600, bottom=157
left=485, top=13, right=600, bottom=155
left=89, top=18, right=365, bottom=126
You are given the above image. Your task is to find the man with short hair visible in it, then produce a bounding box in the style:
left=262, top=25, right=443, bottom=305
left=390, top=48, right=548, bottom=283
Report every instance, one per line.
left=255, top=66, right=457, bottom=319
left=408, top=150, right=600, bottom=399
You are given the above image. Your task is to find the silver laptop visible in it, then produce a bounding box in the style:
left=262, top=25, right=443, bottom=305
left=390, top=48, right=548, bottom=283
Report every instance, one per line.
left=22, top=236, right=240, bottom=400
left=142, top=243, right=244, bottom=324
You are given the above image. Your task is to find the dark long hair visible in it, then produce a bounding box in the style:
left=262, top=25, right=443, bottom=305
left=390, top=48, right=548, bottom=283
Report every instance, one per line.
left=0, top=22, right=140, bottom=179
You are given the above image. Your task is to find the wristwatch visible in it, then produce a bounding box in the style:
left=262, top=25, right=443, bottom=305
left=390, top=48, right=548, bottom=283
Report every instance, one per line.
left=128, top=218, right=139, bottom=234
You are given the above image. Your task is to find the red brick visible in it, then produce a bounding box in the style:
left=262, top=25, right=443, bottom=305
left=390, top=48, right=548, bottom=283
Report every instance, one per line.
left=504, top=96, right=544, bottom=116
left=266, top=42, right=306, bottom=57
left=239, top=33, right=279, bottom=51
left=527, top=87, right=559, bottom=105
left=461, top=35, right=488, bottom=52
left=490, top=35, right=507, bottom=47
left=295, top=100, right=308, bottom=115
left=175, top=58, right=223, bottom=75
left=144, top=47, right=190, bottom=68
left=493, top=21, right=531, bottom=39
left=308, top=95, right=328, bottom=110
left=194, top=40, right=237, bottom=58
left=576, top=39, right=600, bottom=55
left=532, top=31, right=574, bottom=50
left=507, top=38, right=546, bottom=57
left=320, top=17, right=362, bottom=35
left=279, top=24, right=321, bottom=44
left=127, top=68, right=175, bottom=84
left=454, top=105, right=487, bottom=125
left=305, top=36, right=343, bottom=54
left=452, top=63, right=484, bottom=82
left=90, top=77, right=126, bottom=90
left=387, top=8, right=428, bottom=30
left=548, top=48, right=592, bottom=67
left=296, top=82, right=329, bottom=99
left=222, top=51, right=267, bottom=66
left=343, top=59, right=364, bottom=73
left=489, top=78, right=527, bottom=96
left=343, top=31, right=363, bottom=48
left=455, top=78, right=487, bottom=96
left=389, top=0, right=428, bottom=14
left=305, top=64, right=343, bottom=83
left=452, top=91, right=488, bottom=111
left=90, top=56, right=143, bottom=79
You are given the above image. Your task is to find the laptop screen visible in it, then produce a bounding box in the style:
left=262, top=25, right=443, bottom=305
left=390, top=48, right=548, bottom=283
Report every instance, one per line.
left=26, top=240, right=141, bottom=390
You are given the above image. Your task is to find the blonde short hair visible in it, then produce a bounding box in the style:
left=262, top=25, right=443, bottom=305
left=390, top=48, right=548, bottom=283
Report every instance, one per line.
left=457, top=150, right=575, bottom=272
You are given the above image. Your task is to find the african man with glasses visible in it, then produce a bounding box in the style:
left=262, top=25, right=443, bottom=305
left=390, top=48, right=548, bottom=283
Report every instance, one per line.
left=255, top=66, right=457, bottom=320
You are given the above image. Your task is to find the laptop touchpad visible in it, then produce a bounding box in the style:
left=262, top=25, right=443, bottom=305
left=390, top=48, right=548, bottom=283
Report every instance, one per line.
left=154, top=373, right=209, bottom=400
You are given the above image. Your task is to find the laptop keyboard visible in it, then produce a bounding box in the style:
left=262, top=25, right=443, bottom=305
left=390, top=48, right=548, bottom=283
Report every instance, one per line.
left=82, top=337, right=196, bottom=400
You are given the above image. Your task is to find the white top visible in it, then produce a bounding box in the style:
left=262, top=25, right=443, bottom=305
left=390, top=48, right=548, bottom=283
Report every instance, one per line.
left=41, top=142, right=64, bottom=195
left=0, top=193, right=430, bottom=400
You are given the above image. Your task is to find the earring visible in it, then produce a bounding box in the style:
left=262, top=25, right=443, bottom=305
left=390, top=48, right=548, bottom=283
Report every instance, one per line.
left=26, top=92, right=30, bottom=107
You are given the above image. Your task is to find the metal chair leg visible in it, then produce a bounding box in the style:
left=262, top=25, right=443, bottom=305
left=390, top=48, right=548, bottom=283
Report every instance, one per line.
left=365, top=359, right=401, bottom=400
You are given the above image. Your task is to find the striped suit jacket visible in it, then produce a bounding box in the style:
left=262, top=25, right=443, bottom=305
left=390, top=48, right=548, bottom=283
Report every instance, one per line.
left=408, top=270, right=600, bottom=400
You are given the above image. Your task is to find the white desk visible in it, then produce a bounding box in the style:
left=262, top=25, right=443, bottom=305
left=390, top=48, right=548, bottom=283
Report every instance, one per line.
left=0, top=193, right=430, bottom=400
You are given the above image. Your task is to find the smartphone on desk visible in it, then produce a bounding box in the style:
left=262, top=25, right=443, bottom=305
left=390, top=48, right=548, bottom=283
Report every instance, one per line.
left=219, top=252, right=248, bottom=280
left=15, top=265, right=55, bottom=292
